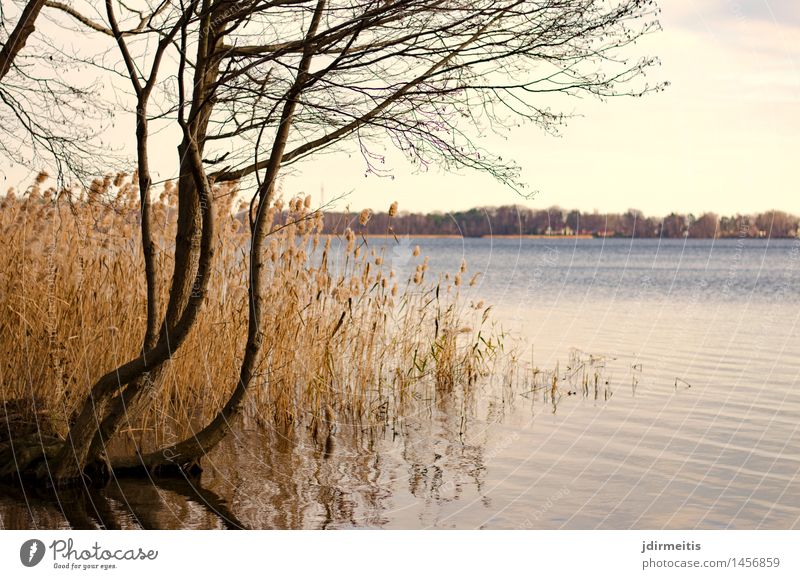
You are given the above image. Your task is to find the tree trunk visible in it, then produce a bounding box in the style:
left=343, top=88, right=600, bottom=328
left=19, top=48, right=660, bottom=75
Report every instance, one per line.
left=0, top=0, right=46, bottom=82
left=44, top=1, right=224, bottom=483
left=43, top=155, right=215, bottom=483
left=114, top=1, right=328, bottom=474
left=84, top=4, right=225, bottom=472
left=83, top=92, right=161, bottom=472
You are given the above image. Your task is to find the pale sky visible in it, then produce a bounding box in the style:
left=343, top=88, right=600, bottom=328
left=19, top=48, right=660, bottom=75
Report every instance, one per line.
left=282, top=0, right=800, bottom=216
left=4, top=1, right=799, bottom=216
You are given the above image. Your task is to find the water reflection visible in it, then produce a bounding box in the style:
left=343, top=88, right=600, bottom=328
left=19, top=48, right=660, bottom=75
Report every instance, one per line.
left=0, top=474, right=246, bottom=530
left=1, top=383, right=507, bottom=529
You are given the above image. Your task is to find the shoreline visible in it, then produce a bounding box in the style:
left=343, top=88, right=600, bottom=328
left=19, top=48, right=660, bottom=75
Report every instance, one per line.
left=320, top=233, right=796, bottom=240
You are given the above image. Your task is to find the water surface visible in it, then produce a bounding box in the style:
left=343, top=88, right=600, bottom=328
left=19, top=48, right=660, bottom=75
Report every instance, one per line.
left=3, top=238, right=799, bottom=529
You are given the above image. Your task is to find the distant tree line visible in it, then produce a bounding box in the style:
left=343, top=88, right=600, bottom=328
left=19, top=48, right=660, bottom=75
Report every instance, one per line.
left=322, top=206, right=800, bottom=239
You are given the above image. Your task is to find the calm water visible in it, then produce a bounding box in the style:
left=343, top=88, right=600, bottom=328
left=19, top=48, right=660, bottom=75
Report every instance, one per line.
left=3, top=238, right=800, bottom=529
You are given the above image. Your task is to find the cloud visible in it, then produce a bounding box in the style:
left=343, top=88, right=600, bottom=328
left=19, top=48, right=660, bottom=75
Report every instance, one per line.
left=666, top=0, right=800, bottom=30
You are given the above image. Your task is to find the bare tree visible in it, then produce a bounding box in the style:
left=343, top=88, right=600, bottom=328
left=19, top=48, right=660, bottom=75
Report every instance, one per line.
left=3, top=0, right=665, bottom=485
left=0, top=1, right=126, bottom=180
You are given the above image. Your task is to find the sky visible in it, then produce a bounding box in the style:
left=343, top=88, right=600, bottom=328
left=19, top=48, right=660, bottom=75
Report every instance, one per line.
left=281, top=0, right=800, bottom=216
left=4, top=0, right=799, bottom=216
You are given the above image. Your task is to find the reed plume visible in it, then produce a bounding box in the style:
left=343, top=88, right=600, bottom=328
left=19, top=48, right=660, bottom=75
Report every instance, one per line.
left=0, top=174, right=505, bottom=453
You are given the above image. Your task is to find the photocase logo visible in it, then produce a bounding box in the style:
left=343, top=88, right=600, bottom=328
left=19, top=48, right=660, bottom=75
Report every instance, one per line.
left=20, top=539, right=46, bottom=567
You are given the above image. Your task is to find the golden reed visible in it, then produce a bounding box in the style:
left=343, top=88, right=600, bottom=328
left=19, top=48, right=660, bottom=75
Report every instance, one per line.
left=0, top=173, right=504, bottom=452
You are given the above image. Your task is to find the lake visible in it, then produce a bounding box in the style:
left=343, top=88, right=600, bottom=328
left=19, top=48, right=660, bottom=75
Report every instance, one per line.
left=2, top=237, right=799, bottom=529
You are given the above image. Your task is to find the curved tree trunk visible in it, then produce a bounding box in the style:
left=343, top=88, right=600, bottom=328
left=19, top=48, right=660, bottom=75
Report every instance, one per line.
left=84, top=1, right=225, bottom=473
left=83, top=35, right=164, bottom=474
left=114, top=1, right=327, bottom=475
left=42, top=138, right=216, bottom=483
left=3, top=0, right=221, bottom=487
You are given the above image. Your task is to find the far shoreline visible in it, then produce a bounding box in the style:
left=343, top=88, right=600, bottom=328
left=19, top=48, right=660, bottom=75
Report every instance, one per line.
left=322, top=233, right=797, bottom=240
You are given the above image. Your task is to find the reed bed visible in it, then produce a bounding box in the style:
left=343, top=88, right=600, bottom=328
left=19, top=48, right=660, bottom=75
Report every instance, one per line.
left=0, top=173, right=508, bottom=452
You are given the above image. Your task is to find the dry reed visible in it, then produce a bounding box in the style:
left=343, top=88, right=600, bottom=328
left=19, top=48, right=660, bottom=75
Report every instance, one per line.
left=0, top=173, right=507, bottom=452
